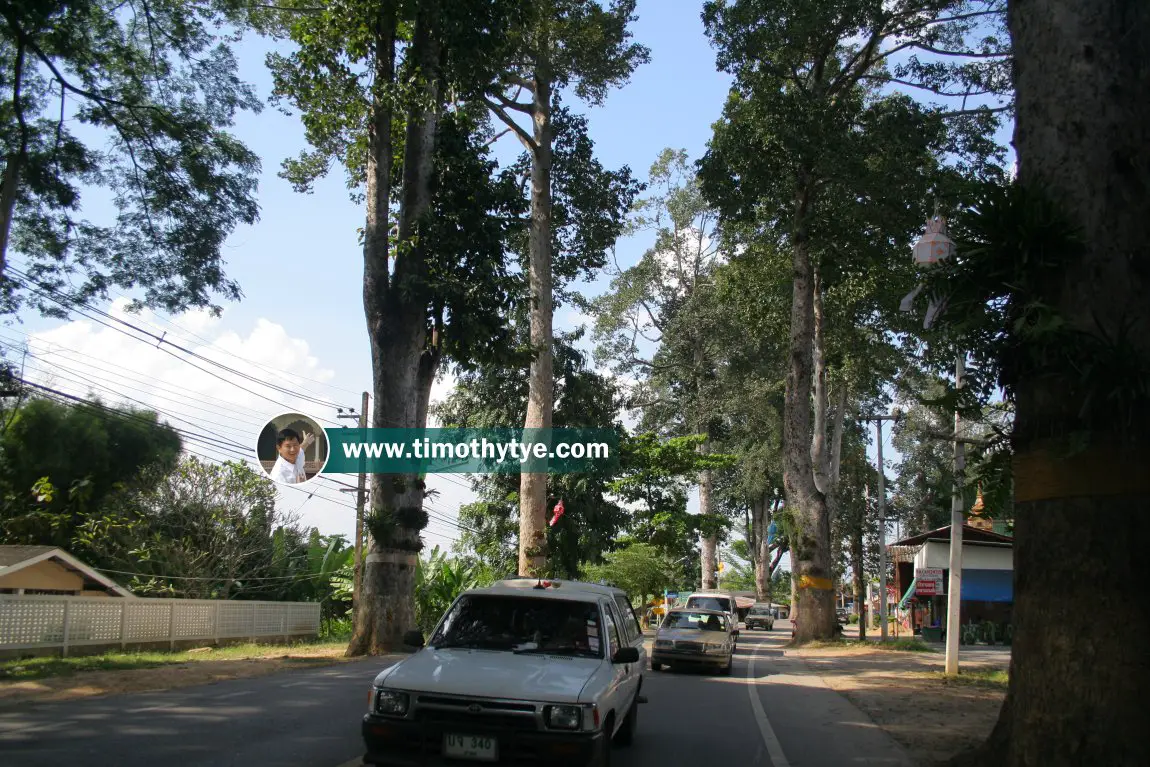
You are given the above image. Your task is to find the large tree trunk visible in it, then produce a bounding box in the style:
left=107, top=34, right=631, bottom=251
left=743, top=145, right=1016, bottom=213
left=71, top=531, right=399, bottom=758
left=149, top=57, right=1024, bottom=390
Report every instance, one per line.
left=699, top=443, right=718, bottom=590
left=517, top=64, right=554, bottom=577
left=783, top=185, right=836, bottom=641
left=0, top=41, right=29, bottom=277
left=851, top=520, right=865, bottom=640
left=966, top=3, right=1150, bottom=765
left=957, top=1, right=1150, bottom=764
left=349, top=3, right=441, bottom=656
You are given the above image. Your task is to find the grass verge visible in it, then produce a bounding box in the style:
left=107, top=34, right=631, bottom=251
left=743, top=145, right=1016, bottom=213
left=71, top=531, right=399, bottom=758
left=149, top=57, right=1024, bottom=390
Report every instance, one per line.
left=922, top=667, right=1009, bottom=690
left=0, top=639, right=348, bottom=682
left=797, top=637, right=937, bottom=653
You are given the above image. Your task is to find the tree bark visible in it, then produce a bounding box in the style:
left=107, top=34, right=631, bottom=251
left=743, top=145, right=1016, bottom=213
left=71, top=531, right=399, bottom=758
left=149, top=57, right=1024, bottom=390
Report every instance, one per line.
left=0, top=39, right=29, bottom=277
left=699, top=463, right=717, bottom=590
left=851, top=519, right=865, bottom=640
left=517, top=60, right=554, bottom=577
left=349, top=2, right=442, bottom=656
left=957, top=1, right=1150, bottom=764
left=783, top=183, right=835, bottom=641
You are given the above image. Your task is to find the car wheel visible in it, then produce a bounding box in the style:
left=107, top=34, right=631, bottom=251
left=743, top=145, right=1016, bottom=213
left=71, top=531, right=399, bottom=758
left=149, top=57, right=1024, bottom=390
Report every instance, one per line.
left=650, top=660, right=663, bottom=671
left=722, top=656, right=734, bottom=675
left=593, top=716, right=614, bottom=766
left=614, top=698, right=638, bottom=747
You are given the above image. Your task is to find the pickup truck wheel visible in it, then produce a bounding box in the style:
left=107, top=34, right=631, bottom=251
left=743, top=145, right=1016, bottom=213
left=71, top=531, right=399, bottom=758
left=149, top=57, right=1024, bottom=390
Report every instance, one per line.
left=593, top=716, right=614, bottom=766
left=614, top=698, right=638, bottom=747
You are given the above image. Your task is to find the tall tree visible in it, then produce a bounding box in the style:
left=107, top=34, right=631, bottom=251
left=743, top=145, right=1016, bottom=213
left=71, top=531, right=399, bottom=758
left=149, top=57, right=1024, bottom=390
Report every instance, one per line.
left=590, top=148, right=728, bottom=588
left=480, top=0, right=648, bottom=576
left=0, top=0, right=260, bottom=317
left=699, top=0, right=1010, bottom=639
left=263, top=0, right=526, bottom=654
left=0, top=395, right=181, bottom=558
left=926, top=1, right=1149, bottom=762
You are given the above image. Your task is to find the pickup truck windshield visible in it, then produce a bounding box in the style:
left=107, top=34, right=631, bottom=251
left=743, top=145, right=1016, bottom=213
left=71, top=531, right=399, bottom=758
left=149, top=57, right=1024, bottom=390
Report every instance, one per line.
left=686, top=596, right=731, bottom=613
left=748, top=607, right=770, bottom=615
left=430, top=595, right=604, bottom=658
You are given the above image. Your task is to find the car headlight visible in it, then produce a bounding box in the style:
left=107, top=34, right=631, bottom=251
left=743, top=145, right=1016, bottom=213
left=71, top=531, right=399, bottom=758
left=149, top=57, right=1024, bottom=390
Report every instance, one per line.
left=544, top=704, right=582, bottom=730
left=654, top=639, right=673, bottom=648
left=373, top=688, right=409, bottom=716
left=706, top=643, right=727, bottom=653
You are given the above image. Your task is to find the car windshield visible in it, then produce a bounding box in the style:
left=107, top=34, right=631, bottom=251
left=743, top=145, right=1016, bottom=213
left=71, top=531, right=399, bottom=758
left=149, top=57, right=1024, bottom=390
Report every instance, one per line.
left=750, top=606, right=772, bottom=614
left=662, top=611, right=729, bottom=632
left=429, top=595, right=603, bottom=658
left=686, top=596, right=731, bottom=613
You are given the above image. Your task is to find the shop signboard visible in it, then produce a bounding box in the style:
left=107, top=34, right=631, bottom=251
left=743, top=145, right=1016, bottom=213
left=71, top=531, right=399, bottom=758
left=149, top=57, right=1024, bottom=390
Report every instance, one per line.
left=916, top=568, right=944, bottom=596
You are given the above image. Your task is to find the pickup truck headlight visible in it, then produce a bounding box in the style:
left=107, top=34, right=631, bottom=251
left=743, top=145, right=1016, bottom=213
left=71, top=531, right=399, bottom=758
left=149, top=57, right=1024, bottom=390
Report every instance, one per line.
left=373, top=689, right=409, bottom=716
left=544, top=704, right=582, bottom=730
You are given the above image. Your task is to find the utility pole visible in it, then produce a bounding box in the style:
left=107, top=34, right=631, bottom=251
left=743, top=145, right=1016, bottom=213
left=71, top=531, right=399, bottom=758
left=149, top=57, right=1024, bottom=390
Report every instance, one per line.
left=866, top=411, right=901, bottom=641
left=338, top=392, right=370, bottom=610
left=945, top=357, right=966, bottom=675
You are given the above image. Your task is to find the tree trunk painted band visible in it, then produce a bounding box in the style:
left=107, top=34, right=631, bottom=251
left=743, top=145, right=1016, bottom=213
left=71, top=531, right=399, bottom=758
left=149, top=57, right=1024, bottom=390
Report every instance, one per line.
left=366, top=552, right=419, bottom=565
left=798, top=575, right=833, bottom=591
left=1013, top=442, right=1150, bottom=502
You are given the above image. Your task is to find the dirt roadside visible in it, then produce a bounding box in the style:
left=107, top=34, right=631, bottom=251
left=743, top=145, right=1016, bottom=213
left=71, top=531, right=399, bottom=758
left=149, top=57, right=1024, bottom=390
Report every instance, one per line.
left=0, top=645, right=371, bottom=709
left=793, top=644, right=1007, bottom=767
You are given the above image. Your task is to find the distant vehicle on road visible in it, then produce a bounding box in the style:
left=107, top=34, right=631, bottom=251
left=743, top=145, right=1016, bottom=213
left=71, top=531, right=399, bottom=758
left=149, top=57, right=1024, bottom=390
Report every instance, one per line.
left=745, top=603, right=775, bottom=631
left=683, top=590, right=740, bottom=628
left=361, top=578, right=646, bottom=766
left=651, top=608, right=737, bottom=675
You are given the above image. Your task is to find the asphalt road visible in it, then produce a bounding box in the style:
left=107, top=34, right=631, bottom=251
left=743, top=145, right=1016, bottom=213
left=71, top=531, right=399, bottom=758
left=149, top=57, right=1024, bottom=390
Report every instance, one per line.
left=0, top=625, right=913, bottom=767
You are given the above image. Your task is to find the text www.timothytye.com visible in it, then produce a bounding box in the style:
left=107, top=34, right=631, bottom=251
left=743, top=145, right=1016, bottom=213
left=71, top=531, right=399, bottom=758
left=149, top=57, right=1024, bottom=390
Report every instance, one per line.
left=341, top=438, right=610, bottom=463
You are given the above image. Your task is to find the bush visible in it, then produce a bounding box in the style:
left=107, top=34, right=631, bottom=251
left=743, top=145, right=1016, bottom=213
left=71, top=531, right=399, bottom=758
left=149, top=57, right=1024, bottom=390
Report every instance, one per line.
left=847, top=614, right=859, bottom=624
left=319, top=617, right=354, bottom=642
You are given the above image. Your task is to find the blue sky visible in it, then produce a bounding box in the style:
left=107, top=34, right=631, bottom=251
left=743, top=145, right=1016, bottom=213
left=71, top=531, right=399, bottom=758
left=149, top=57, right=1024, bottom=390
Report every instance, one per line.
left=6, top=1, right=1010, bottom=564
left=7, top=0, right=737, bottom=550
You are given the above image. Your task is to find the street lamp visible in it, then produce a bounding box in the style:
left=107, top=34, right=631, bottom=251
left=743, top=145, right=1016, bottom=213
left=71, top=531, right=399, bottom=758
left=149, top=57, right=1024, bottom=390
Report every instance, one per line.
left=905, top=208, right=965, bottom=676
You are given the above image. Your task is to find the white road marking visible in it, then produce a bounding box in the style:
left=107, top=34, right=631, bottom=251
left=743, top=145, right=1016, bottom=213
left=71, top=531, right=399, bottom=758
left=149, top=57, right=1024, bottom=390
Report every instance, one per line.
left=217, top=690, right=255, bottom=699
left=281, top=680, right=310, bottom=687
left=747, top=639, right=791, bottom=767
left=334, top=758, right=363, bottom=767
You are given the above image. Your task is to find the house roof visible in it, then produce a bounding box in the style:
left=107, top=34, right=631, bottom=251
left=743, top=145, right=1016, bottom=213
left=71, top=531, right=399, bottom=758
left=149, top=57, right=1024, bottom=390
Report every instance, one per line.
left=0, top=545, right=57, bottom=567
left=0, top=545, right=135, bottom=597
left=889, top=524, right=1014, bottom=549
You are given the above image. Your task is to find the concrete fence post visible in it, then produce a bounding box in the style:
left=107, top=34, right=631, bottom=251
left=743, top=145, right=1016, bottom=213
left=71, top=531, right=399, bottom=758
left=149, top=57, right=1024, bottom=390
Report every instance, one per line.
left=168, top=602, right=177, bottom=651
left=61, top=600, right=72, bottom=658
left=214, top=601, right=221, bottom=647
left=120, top=602, right=128, bottom=650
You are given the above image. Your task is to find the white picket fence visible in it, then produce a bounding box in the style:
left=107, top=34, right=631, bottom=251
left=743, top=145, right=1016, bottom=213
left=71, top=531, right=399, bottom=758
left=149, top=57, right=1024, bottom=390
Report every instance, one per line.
left=0, top=595, right=320, bottom=655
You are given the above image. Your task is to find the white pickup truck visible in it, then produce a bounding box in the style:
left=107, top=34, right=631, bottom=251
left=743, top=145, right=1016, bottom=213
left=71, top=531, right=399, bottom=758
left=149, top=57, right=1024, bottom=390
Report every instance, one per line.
left=361, top=578, right=647, bottom=766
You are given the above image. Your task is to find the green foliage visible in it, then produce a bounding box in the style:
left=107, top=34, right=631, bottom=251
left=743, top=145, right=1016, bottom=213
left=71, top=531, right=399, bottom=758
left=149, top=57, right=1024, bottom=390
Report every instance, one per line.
left=414, top=545, right=481, bottom=634
left=582, top=543, right=677, bottom=605
left=922, top=180, right=1150, bottom=442
left=0, top=396, right=181, bottom=556
left=75, top=456, right=312, bottom=601
left=1, top=0, right=262, bottom=317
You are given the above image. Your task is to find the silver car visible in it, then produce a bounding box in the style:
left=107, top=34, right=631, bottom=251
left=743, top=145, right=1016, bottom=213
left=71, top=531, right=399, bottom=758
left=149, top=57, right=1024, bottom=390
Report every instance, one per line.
left=650, top=608, right=736, bottom=675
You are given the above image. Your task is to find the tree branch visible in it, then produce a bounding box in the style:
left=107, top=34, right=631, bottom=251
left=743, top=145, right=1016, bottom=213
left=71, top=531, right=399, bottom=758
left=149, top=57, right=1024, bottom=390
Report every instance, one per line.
left=911, top=42, right=1010, bottom=59
left=481, top=95, right=536, bottom=151
left=482, top=127, right=512, bottom=147
left=940, top=105, right=1012, bottom=118
left=890, top=7, right=1006, bottom=38
left=490, top=89, right=534, bottom=115
left=861, top=74, right=995, bottom=98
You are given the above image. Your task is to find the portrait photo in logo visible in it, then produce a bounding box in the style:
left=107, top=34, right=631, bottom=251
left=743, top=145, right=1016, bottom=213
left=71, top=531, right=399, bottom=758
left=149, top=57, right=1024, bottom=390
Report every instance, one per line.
left=256, top=413, right=329, bottom=485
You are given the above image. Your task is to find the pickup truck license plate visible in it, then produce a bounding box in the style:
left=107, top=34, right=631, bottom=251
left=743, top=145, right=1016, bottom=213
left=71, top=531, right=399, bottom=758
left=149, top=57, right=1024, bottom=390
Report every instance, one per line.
left=443, top=733, right=497, bottom=761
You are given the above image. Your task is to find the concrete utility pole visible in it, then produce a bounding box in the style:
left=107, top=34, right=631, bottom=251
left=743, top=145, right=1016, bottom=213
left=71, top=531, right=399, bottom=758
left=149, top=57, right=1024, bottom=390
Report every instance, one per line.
left=945, top=357, right=966, bottom=675
left=338, top=392, right=370, bottom=609
left=867, top=412, right=900, bottom=641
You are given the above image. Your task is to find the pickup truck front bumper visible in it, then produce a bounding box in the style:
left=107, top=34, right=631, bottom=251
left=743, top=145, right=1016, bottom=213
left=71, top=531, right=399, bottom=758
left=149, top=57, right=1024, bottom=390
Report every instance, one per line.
left=362, top=714, right=604, bottom=766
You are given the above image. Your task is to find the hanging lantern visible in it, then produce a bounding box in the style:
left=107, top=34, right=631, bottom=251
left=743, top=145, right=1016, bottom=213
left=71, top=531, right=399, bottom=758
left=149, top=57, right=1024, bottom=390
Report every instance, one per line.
left=911, top=215, right=956, bottom=267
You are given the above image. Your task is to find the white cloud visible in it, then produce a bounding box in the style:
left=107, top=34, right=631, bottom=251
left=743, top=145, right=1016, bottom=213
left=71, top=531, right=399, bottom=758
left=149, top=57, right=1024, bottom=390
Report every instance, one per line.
left=12, top=303, right=374, bottom=541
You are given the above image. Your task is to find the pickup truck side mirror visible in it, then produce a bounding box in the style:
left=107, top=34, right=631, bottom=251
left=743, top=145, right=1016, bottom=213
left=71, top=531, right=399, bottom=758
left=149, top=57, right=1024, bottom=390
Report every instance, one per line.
left=612, top=646, right=640, bottom=664
left=402, top=629, right=425, bottom=648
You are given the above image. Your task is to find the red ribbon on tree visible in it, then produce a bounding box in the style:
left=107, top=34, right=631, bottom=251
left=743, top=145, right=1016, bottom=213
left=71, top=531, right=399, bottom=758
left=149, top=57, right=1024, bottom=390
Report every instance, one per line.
left=549, top=499, right=566, bottom=527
